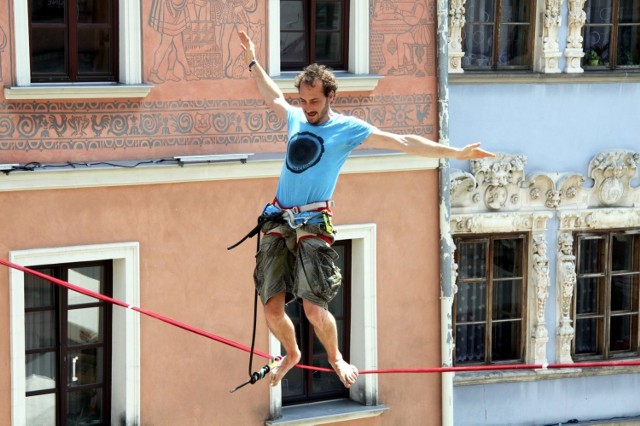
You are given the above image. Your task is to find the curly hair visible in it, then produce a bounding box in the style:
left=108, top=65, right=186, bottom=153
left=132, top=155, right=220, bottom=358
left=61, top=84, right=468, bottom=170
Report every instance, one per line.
left=294, top=64, right=338, bottom=97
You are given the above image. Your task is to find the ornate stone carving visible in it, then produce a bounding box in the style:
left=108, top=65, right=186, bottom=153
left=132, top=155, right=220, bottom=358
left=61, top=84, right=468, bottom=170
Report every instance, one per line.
left=448, top=0, right=466, bottom=74
left=564, top=0, right=587, bottom=73
left=470, top=154, right=527, bottom=211
left=540, top=0, right=564, bottom=73
left=526, top=173, right=587, bottom=210
left=531, top=233, right=550, bottom=364
left=588, top=150, right=640, bottom=207
left=556, top=232, right=576, bottom=363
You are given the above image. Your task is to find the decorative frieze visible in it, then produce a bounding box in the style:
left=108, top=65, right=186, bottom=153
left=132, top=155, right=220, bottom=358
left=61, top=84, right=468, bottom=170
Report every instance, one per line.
left=588, top=150, right=640, bottom=207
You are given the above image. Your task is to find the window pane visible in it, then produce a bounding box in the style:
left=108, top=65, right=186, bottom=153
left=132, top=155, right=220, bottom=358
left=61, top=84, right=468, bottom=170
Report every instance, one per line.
left=68, top=266, right=104, bottom=306
left=619, top=0, right=640, bottom=23
left=463, top=23, right=494, bottom=68
left=31, top=0, right=65, bottom=23
left=26, top=311, right=56, bottom=350
left=585, top=0, right=614, bottom=24
left=493, top=238, right=523, bottom=278
left=68, top=307, right=103, bottom=345
left=78, top=28, right=112, bottom=74
left=456, top=282, right=487, bottom=322
left=455, top=323, right=485, bottom=363
left=317, top=1, right=342, bottom=30
left=610, top=315, right=635, bottom=351
left=26, top=393, right=56, bottom=426
left=498, top=24, right=529, bottom=66
left=612, top=234, right=634, bottom=271
left=611, top=275, right=636, bottom=312
left=69, top=347, right=103, bottom=386
left=281, top=32, right=307, bottom=63
left=26, top=352, right=57, bottom=391
left=78, top=0, right=112, bottom=24
left=583, top=26, right=612, bottom=65
left=315, top=32, right=341, bottom=62
left=576, top=277, right=599, bottom=314
left=311, top=358, right=342, bottom=393
left=618, top=25, right=640, bottom=65
left=281, top=0, right=305, bottom=30
left=68, top=388, right=103, bottom=424
left=25, top=272, right=54, bottom=308
left=578, top=237, right=605, bottom=274
left=501, top=0, right=530, bottom=23
left=30, top=28, right=66, bottom=74
left=466, top=0, right=495, bottom=22
left=458, top=241, right=487, bottom=279
left=575, top=317, right=600, bottom=354
left=493, top=279, right=522, bottom=320
left=492, top=320, right=520, bottom=361
left=281, top=366, right=304, bottom=398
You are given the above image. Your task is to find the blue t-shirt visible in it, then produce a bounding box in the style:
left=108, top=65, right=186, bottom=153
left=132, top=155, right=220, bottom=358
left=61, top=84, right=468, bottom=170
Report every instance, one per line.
left=275, top=107, right=374, bottom=207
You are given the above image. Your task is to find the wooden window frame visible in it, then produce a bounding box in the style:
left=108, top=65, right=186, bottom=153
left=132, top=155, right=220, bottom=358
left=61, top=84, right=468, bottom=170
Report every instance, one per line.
left=582, top=0, right=640, bottom=70
left=28, top=0, right=119, bottom=83
left=573, top=230, right=640, bottom=360
left=453, top=234, right=528, bottom=365
left=462, top=0, right=535, bottom=71
left=280, top=0, right=350, bottom=71
left=25, top=260, right=113, bottom=425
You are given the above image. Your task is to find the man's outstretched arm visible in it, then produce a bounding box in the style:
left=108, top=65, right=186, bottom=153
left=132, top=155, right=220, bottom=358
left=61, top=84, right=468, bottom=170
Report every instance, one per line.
left=238, top=31, right=290, bottom=122
left=363, top=129, right=495, bottom=160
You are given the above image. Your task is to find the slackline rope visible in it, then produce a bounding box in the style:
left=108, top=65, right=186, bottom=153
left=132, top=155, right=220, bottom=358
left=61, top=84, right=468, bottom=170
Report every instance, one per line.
left=3, top=256, right=640, bottom=375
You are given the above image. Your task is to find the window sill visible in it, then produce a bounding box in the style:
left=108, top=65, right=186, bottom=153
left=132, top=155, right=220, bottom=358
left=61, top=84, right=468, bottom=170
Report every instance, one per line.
left=265, top=399, right=388, bottom=426
left=4, top=83, right=153, bottom=100
left=273, top=72, right=383, bottom=94
left=450, top=70, right=640, bottom=85
left=454, top=364, right=640, bottom=386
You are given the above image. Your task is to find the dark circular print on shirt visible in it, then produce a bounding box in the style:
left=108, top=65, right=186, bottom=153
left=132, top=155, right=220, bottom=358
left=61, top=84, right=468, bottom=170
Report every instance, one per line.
left=286, top=131, right=325, bottom=174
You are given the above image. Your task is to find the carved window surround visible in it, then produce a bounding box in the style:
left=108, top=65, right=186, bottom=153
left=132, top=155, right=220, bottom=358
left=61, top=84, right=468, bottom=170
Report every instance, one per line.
left=448, top=0, right=592, bottom=74
left=450, top=150, right=640, bottom=380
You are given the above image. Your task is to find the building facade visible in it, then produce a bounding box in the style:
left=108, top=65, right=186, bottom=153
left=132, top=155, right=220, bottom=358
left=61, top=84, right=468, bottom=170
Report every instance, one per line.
left=448, top=0, right=640, bottom=424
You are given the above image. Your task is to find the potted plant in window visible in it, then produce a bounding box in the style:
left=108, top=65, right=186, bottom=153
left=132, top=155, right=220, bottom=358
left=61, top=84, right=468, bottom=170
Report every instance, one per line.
left=585, top=49, right=600, bottom=66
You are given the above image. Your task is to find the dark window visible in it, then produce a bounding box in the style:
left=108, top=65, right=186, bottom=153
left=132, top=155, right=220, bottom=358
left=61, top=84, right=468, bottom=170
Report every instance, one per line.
left=25, top=261, right=113, bottom=425
left=282, top=239, right=351, bottom=405
left=454, top=235, right=527, bottom=364
left=29, top=0, right=118, bottom=82
left=462, top=0, right=534, bottom=71
left=280, top=0, right=350, bottom=70
left=582, top=0, right=640, bottom=69
left=574, top=231, right=640, bottom=359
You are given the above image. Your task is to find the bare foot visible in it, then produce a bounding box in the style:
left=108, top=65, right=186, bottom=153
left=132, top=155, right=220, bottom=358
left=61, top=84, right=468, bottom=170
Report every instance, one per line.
left=270, top=351, right=301, bottom=387
left=331, top=359, right=358, bottom=388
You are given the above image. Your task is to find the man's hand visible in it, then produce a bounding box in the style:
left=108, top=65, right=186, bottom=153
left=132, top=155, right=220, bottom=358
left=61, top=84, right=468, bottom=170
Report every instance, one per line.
left=456, top=143, right=496, bottom=160
left=238, top=30, right=256, bottom=66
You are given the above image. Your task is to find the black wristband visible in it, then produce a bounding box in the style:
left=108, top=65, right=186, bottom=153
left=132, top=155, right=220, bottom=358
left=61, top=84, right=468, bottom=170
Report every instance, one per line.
left=248, top=60, right=257, bottom=72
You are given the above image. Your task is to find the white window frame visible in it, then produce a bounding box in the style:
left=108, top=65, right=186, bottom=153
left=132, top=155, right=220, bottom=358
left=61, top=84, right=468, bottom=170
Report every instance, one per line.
left=5, top=0, right=150, bottom=100
left=9, top=242, right=141, bottom=426
left=268, top=0, right=381, bottom=93
left=268, top=223, right=384, bottom=423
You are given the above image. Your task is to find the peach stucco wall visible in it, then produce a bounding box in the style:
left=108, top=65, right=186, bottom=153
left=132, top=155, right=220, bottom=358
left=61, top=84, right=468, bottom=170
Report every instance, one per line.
left=0, top=169, right=442, bottom=425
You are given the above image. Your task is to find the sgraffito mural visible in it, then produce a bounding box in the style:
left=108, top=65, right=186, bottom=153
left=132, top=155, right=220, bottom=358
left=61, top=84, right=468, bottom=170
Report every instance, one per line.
left=0, top=0, right=437, bottom=163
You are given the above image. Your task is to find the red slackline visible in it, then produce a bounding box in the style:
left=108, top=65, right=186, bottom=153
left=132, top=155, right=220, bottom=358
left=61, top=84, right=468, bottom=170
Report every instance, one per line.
left=3, top=257, right=640, bottom=375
